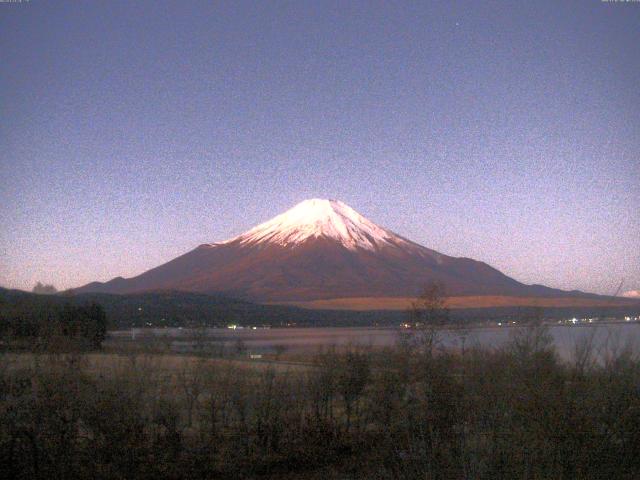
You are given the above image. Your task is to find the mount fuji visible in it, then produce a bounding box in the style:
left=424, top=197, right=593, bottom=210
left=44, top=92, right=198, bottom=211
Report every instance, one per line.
left=73, top=199, right=602, bottom=307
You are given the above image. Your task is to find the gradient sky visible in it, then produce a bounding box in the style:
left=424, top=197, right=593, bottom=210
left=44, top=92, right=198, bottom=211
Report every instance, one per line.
left=1, top=0, right=638, bottom=295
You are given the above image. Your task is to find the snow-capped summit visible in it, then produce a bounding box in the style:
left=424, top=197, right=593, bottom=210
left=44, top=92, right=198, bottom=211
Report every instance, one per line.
left=222, top=198, right=405, bottom=251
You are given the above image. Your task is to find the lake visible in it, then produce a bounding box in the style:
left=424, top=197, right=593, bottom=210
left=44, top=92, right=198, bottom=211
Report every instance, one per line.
left=110, top=322, right=640, bottom=360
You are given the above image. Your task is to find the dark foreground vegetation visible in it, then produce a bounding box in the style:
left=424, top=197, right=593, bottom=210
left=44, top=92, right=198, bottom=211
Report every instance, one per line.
left=2, top=323, right=640, bottom=479
left=0, top=298, right=107, bottom=351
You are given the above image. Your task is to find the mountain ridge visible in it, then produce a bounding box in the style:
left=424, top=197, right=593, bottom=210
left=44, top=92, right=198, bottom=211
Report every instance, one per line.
left=72, top=199, right=606, bottom=304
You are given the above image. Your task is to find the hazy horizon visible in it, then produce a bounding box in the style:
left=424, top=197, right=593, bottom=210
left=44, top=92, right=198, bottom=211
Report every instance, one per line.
left=2, top=1, right=639, bottom=295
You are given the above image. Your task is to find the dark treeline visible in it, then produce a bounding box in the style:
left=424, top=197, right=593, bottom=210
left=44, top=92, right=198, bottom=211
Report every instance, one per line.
left=0, top=287, right=405, bottom=328
left=2, top=287, right=638, bottom=329
left=0, top=294, right=107, bottom=350
left=1, top=326, right=639, bottom=479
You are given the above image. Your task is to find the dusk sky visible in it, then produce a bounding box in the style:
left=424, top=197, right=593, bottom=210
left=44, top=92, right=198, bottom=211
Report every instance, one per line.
left=1, top=0, right=638, bottom=295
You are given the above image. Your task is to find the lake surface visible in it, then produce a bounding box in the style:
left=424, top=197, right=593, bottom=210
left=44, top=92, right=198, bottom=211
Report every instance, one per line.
left=110, top=323, right=640, bottom=360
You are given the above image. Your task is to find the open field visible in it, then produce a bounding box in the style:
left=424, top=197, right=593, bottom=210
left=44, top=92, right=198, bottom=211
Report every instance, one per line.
left=273, top=295, right=640, bottom=310
left=2, top=351, right=311, bottom=375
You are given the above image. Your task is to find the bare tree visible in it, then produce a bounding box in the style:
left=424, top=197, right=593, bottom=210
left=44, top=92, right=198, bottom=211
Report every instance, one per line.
left=406, top=282, right=450, bottom=356
left=508, top=308, right=552, bottom=353
left=336, top=349, right=370, bottom=433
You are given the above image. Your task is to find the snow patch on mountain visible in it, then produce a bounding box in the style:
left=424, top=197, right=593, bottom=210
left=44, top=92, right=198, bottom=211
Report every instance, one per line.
left=220, top=198, right=411, bottom=251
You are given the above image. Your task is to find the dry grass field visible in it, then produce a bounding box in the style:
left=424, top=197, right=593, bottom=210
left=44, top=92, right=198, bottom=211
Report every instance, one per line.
left=1, top=351, right=310, bottom=377
left=273, top=295, right=639, bottom=311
